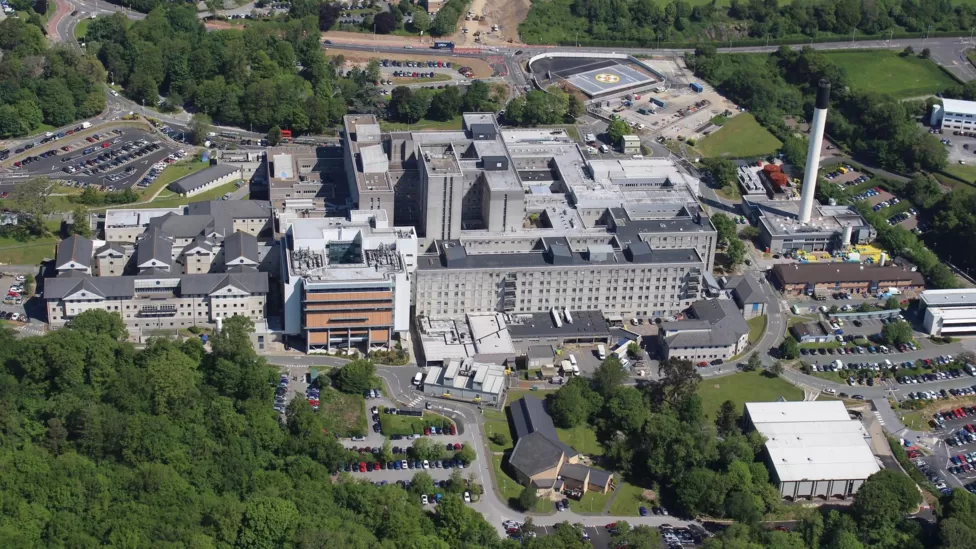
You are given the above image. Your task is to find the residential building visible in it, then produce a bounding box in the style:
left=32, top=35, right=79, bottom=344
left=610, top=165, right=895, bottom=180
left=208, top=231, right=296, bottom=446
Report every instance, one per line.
left=921, top=289, right=976, bottom=336
left=421, top=359, right=509, bottom=405
left=169, top=164, right=242, bottom=196
left=931, top=98, right=976, bottom=131
left=659, top=299, right=749, bottom=362
left=771, top=263, right=925, bottom=297
left=744, top=401, right=880, bottom=500
left=508, top=397, right=613, bottom=497
left=44, top=200, right=275, bottom=333
left=279, top=208, right=417, bottom=352
left=724, top=274, right=768, bottom=319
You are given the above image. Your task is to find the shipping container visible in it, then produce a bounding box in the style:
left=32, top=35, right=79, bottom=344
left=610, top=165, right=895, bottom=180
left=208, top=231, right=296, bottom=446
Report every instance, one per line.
left=690, top=82, right=704, bottom=93
left=651, top=97, right=667, bottom=108
left=433, top=41, right=454, bottom=49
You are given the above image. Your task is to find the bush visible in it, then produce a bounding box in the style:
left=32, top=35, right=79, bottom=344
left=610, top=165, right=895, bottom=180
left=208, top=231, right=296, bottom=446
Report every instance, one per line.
left=187, top=326, right=202, bottom=335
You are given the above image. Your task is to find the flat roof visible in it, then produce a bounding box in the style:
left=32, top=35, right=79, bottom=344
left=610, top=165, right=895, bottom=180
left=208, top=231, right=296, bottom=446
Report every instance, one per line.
left=746, top=401, right=851, bottom=424
left=507, top=310, right=610, bottom=340
left=467, top=313, right=516, bottom=355
left=766, top=445, right=880, bottom=482
left=942, top=98, right=976, bottom=116
left=921, top=289, right=976, bottom=307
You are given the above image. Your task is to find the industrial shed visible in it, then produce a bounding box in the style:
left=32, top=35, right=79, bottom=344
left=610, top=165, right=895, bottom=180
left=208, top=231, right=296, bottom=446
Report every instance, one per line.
left=744, top=401, right=881, bottom=500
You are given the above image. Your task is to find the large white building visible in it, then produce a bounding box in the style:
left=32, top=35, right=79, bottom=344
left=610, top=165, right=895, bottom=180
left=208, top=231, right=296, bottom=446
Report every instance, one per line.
left=921, top=289, right=976, bottom=336
left=744, top=401, right=881, bottom=500
left=931, top=98, right=976, bottom=131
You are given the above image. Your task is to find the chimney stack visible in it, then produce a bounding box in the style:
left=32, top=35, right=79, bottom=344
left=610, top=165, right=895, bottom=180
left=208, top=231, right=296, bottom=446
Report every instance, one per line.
left=799, top=80, right=831, bottom=224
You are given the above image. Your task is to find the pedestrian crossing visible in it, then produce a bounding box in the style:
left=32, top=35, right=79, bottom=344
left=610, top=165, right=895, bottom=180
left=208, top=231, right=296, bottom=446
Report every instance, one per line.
left=405, top=395, right=424, bottom=407
left=17, top=324, right=45, bottom=337
left=874, top=411, right=886, bottom=427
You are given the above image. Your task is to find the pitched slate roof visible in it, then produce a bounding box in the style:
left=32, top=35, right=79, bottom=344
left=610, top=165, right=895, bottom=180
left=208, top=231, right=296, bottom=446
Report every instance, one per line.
left=169, top=164, right=240, bottom=195
left=95, top=241, right=125, bottom=257
left=509, top=432, right=565, bottom=477
left=181, top=235, right=213, bottom=256
left=223, top=231, right=258, bottom=265
left=662, top=299, right=749, bottom=349
left=148, top=213, right=218, bottom=239
left=725, top=274, right=767, bottom=305
left=135, top=228, right=173, bottom=268
left=508, top=397, right=579, bottom=479
left=44, top=271, right=269, bottom=300
left=56, top=235, right=93, bottom=269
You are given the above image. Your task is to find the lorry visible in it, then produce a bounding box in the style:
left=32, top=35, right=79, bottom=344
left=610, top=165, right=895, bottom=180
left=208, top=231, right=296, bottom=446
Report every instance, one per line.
left=433, top=41, right=454, bottom=49
left=651, top=97, right=668, bottom=108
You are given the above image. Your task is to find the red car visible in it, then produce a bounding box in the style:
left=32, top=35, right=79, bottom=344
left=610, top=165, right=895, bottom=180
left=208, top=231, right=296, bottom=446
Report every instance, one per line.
left=697, top=361, right=708, bottom=367
left=101, top=142, right=110, bottom=148
left=359, top=462, right=366, bottom=473
left=424, top=427, right=431, bottom=436
left=449, top=424, right=457, bottom=435
left=0, top=192, right=7, bottom=199
left=605, top=523, right=616, bottom=530
left=86, top=137, right=95, bottom=143
left=61, top=146, right=70, bottom=151
left=66, top=129, right=74, bottom=135
left=453, top=443, right=461, bottom=451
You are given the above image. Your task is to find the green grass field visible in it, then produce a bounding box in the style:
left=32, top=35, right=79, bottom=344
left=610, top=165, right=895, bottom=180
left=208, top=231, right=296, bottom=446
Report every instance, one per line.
left=392, top=73, right=452, bottom=84
left=380, top=115, right=462, bottom=132
left=569, top=485, right=614, bottom=514
left=942, top=164, right=976, bottom=185
left=138, top=181, right=240, bottom=209
left=318, top=389, right=368, bottom=438
left=747, top=315, right=767, bottom=345
left=379, top=408, right=452, bottom=436
left=0, top=219, right=62, bottom=266
left=74, top=18, right=89, bottom=39
left=607, top=482, right=650, bottom=516
left=492, top=454, right=553, bottom=513
left=556, top=424, right=603, bottom=456
left=823, top=51, right=958, bottom=99
left=695, top=113, right=782, bottom=158
left=697, top=370, right=804, bottom=420
left=138, top=160, right=210, bottom=202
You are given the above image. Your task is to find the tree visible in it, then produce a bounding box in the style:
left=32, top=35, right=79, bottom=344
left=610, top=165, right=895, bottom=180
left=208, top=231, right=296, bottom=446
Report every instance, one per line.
left=455, top=443, right=476, bottom=464
left=726, top=238, right=746, bottom=267
left=606, top=118, right=630, bottom=147
left=319, top=2, right=342, bottom=30
left=410, top=437, right=441, bottom=461
left=237, top=497, right=300, bottom=549
left=70, top=205, right=92, bottom=238
left=884, top=296, right=901, bottom=310
left=881, top=321, right=913, bottom=346
left=517, top=486, right=538, bottom=511
left=11, top=177, right=53, bottom=221
left=373, top=11, right=396, bottom=34
left=491, top=431, right=510, bottom=447
left=428, top=86, right=462, bottom=120
left=852, top=469, right=922, bottom=529
left=779, top=335, right=799, bottom=360
left=188, top=113, right=212, bottom=145
left=593, top=355, right=628, bottom=397
left=743, top=352, right=762, bottom=372
left=701, top=158, right=737, bottom=188
left=715, top=399, right=741, bottom=436
left=410, top=471, right=436, bottom=496
left=710, top=213, right=737, bottom=246
left=66, top=309, right=127, bottom=340
left=22, top=274, right=34, bottom=297
left=567, top=95, right=584, bottom=119
left=626, top=342, right=642, bottom=359
left=332, top=359, right=375, bottom=394
left=902, top=45, right=915, bottom=56
left=920, top=48, right=931, bottom=59
left=654, top=358, right=701, bottom=405
left=770, top=360, right=784, bottom=377
left=549, top=376, right=598, bottom=427
left=411, top=8, right=430, bottom=33
left=604, top=387, right=650, bottom=433
left=268, top=125, right=282, bottom=146
left=739, top=225, right=760, bottom=240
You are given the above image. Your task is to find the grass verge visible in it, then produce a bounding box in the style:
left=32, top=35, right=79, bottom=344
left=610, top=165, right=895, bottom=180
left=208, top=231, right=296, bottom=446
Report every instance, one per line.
left=379, top=408, right=453, bottom=436
left=318, top=388, right=367, bottom=438
left=492, top=453, right=552, bottom=513
left=747, top=315, right=767, bottom=345
left=695, top=113, right=782, bottom=158
left=822, top=50, right=959, bottom=99
left=137, top=159, right=210, bottom=202
left=556, top=424, right=603, bottom=456
left=606, top=482, right=649, bottom=516
left=569, top=486, right=613, bottom=514
left=138, top=181, right=240, bottom=209
left=697, top=370, right=804, bottom=420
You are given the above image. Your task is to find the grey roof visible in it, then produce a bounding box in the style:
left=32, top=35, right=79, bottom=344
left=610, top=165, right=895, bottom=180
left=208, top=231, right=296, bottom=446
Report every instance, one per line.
left=558, top=463, right=591, bottom=482
left=148, top=213, right=218, bottom=239
left=526, top=344, right=555, bottom=360
left=56, top=235, right=93, bottom=269
left=726, top=275, right=767, bottom=305
left=185, top=200, right=272, bottom=238
left=95, top=242, right=125, bottom=257
left=169, top=164, right=240, bottom=194
left=772, top=263, right=924, bottom=287
left=662, top=299, right=749, bottom=349
left=507, top=310, right=610, bottom=341
left=509, top=432, right=566, bottom=477
left=44, top=271, right=268, bottom=300
left=509, top=397, right=576, bottom=457
left=587, top=468, right=613, bottom=487
left=223, top=231, right=258, bottom=265
left=136, top=229, right=172, bottom=268
left=420, top=239, right=702, bottom=270
left=181, top=235, right=213, bottom=255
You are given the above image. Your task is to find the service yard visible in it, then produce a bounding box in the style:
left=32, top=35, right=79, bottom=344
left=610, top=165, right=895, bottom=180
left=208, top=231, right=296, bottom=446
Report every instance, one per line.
left=324, top=47, right=495, bottom=79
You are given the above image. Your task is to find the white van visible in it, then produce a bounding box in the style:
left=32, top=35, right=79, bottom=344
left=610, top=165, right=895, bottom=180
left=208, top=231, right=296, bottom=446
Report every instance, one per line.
left=412, top=372, right=423, bottom=386
left=599, top=144, right=609, bottom=153
left=569, top=354, right=578, bottom=368
left=597, top=344, right=607, bottom=360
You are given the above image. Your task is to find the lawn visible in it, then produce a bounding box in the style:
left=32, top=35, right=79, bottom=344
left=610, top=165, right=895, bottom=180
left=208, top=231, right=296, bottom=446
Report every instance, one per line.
left=379, top=408, right=453, bottom=436
left=318, top=388, right=367, bottom=438
left=569, top=485, right=614, bottom=514
left=137, top=181, right=240, bottom=209
left=941, top=164, right=976, bottom=186
left=556, top=424, right=603, bottom=456
left=697, top=370, right=804, bottom=420
left=823, top=51, right=958, bottom=99
left=0, top=219, right=62, bottom=266
left=138, top=160, right=211, bottom=202
left=607, top=482, right=650, bottom=516
left=492, top=453, right=553, bottom=513
left=74, top=18, right=89, bottom=39
left=899, top=408, right=933, bottom=432
left=747, top=315, right=767, bottom=345
left=392, top=73, right=452, bottom=84
left=694, top=113, right=782, bottom=158
left=484, top=410, right=514, bottom=452
left=380, top=115, right=462, bottom=132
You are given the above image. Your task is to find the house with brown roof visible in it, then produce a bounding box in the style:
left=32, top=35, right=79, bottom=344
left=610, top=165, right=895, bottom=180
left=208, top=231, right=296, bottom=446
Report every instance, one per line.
left=508, top=397, right=613, bottom=498
left=771, top=263, right=924, bottom=297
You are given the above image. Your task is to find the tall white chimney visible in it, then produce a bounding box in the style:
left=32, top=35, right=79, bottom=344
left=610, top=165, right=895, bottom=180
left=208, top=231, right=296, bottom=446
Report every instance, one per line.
left=799, top=80, right=831, bottom=224
left=842, top=224, right=853, bottom=247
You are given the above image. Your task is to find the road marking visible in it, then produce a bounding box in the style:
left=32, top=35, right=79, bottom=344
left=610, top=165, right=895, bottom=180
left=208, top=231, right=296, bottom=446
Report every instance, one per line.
left=874, top=411, right=886, bottom=426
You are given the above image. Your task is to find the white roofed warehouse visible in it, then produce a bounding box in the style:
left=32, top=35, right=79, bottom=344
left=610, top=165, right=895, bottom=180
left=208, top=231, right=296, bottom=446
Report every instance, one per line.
left=744, top=401, right=881, bottom=501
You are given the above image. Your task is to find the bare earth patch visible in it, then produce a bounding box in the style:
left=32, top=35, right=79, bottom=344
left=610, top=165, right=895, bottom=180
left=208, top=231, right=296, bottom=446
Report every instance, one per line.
left=323, top=47, right=495, bottom=79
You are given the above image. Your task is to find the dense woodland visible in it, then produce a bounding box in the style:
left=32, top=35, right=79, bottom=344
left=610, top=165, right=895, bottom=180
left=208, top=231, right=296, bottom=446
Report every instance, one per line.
left=87, top=8, right=356, bottom=133
left=520, top=0, right=976, bottom=46
left=0, top=18, right=107, bottom=138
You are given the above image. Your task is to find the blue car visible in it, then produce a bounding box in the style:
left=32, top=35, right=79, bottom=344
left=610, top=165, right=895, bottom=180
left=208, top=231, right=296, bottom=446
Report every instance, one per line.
left=394, top=461, right=401, bottom=470
left=639, top=506, right=648, bottom=516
